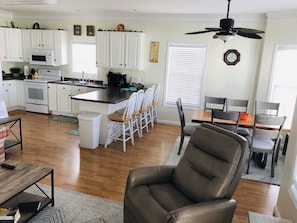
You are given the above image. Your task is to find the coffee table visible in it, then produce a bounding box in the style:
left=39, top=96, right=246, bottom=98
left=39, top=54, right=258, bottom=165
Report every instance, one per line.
left=0, top=160, right=54, bottom=222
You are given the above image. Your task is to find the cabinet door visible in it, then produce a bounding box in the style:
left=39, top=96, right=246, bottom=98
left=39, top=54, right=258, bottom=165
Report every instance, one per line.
left=48, top=83, right=57, bottom=111
left=5, top=29, right=23, bottom=62
left=0, top=27, right=7, bottom=61
left=22, top=29, right=31, bottom=62
left=57, top=84, right=72, bottom=113
left=2, top=80, right=17, bottom=109
left=16, top=80, right=25, bottom=107
left=31, top=30, right=54, bottom=49
left=125, top=33, right=145, bottom=70
left=96, top=31, right=109, bottom=67
left=109, top=32, right=125, bottom=69
left=53, top=30, right=68, bottom=66
left=71, top=86, right=87, bottom=114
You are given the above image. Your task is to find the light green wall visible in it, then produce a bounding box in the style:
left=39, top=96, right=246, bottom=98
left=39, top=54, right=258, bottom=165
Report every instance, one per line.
left=1, top=14, right=266, bottom=124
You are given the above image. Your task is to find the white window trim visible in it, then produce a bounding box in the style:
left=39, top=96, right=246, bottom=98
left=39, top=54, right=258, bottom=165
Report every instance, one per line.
left=163, top=42, right=208, bottom=109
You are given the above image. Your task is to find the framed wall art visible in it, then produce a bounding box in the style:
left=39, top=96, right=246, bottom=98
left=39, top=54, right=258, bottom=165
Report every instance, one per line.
left=150, top=41, right=159, bottom=63
left=74, top=25, right=81, bottom=35
left=87, top=25, right=95, bottom=36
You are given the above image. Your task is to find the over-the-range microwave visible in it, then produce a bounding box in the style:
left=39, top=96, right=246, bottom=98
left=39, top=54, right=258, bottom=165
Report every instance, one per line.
left=29, top=49, right=55, bottom=66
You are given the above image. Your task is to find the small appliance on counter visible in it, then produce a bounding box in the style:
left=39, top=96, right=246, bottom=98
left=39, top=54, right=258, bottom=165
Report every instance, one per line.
left=107, top=71, right=128, bottom=87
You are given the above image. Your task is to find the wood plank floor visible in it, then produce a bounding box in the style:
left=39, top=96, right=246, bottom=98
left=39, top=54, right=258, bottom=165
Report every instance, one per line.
left=5, top=110, right=280, bottom=223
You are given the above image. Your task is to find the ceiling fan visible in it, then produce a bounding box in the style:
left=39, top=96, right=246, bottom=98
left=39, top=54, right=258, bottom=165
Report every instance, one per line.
left=185, top=0, right=265, bottom=42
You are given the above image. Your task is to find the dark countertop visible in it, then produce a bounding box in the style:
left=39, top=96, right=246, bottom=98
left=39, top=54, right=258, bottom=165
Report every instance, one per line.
left=71, top=87, right=133, bottom=104
left=49, top=79, right=107, bottom=89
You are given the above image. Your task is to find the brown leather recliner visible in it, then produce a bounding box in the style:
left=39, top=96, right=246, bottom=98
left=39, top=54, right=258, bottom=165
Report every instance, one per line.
left=124, top=123, right=248, bottom=223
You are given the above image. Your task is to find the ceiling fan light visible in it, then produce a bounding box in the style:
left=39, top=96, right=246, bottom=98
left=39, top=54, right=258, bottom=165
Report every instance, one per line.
left=217, top=34, right=234, bottom=42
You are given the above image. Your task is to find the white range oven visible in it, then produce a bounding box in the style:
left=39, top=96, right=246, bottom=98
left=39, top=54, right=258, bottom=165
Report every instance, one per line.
left=24, top=69, right=61, bottom=114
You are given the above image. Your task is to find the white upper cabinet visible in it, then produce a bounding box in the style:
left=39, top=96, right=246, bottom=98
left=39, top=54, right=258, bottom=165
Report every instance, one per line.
left=0, top=28, right=23, bottom=62
left=96, top=31, right=110, bottom=68
left=96, top=31, right=145, bottom=71
left=30, top=30, right=54, bottom=49
left=22, top=29, right=31, bottom=62
left=124, top=32, right=145, bottom=70
left=53, top=30, right=68, bottom=66
left=0, top=27, right=7, bottom=61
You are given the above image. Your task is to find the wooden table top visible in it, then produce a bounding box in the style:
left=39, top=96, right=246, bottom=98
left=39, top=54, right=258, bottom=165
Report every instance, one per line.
left=0, top=160, right=53, bottom=205
left=191, top=109, right=255, bottom=128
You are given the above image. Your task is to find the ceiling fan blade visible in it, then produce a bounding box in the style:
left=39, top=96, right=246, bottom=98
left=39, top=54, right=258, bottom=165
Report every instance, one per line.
left=235, top=28, right=265, bottom=34
left=185, top=30, right=214, bottom=35
left=236, top=31, right=262, bottom=39
left=205, top=28, right=222, bottom=32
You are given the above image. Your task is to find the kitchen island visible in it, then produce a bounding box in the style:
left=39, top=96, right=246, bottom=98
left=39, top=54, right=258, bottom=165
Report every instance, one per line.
left=71, top=87, right=133, bottom=146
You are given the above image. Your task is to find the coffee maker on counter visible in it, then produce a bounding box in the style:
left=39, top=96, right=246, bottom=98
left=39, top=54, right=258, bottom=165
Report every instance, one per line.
left=107, top=71, right=128, bottom=87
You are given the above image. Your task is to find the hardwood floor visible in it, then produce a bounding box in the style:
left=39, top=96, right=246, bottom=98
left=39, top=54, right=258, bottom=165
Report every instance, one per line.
left=5, top=110, right=280, bottom=222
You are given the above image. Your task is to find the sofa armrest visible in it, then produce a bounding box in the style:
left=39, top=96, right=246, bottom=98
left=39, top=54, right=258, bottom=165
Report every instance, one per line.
left=126, top=165, right=176, bottom=190
left=167, top=199, right=237, bottom=223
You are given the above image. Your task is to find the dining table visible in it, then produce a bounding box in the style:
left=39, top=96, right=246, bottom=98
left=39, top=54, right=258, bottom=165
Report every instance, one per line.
left=191, top=109, right=255, bottom=128
left=191, top=109, right=289, bottom=168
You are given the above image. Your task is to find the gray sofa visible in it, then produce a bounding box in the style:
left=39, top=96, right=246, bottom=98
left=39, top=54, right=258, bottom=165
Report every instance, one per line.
left=124, top=123, right=248, bottom=223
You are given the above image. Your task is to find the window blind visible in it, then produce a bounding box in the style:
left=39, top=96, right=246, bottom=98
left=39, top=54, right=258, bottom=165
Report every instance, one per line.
left=164, top=43, right=207, bottom=109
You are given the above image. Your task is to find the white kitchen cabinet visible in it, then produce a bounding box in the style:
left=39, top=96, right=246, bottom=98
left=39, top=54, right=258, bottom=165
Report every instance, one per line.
left=48, top=83, right=57, bottom=112
left=30, top=29, right=54, bottom=49
left=71, top=85, right=87, bottom=114
left=97, top=31, right=144, bottom=70
left=57, top=84, right=72, bottom=113
left=22, top=29, right=31, bottom=62
left=0, top=27, right=23, bottom=62
left=2, top=80, right=17, bottom=110
left=96, top=31, right=109, bottom=68
left=0, top=27, right=7, bottom=61
left=16, top=80, right=25, bottom=108
left=53, top=30, right=68, bottom=66
left=5, top=28, right=23, bottom=62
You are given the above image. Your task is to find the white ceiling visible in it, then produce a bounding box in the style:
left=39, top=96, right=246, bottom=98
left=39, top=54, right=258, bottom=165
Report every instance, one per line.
left=0, top=0, right=297, bottom=19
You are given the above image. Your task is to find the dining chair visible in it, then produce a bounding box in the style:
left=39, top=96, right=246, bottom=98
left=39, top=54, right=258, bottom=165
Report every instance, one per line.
left=226, top=98, right=250, bottom=136
left=246, top=114, right=286, bottom=177
left=139, top=86, right=155, bottom=136
left=176, top=97, right=200, bottom=155
left=132, top=89, right=145, bottom=138
left=204, top=96, right=226, bottom=111
left=255, top=100, right=280, bottom=116
left=151, top=83, right=161, bottom=124
left=104, top=92, right=137, bottom=152
left=255, top=100, right=282, bottom=161
left=211, top=109, right=241, bottom=133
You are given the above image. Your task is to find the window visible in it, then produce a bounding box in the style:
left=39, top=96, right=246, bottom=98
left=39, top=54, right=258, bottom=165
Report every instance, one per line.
left=164, top=43, right=207, bottom=109
left=71, top=42, right=97, bottom=74
left=269, top=45, right=297, bottom=129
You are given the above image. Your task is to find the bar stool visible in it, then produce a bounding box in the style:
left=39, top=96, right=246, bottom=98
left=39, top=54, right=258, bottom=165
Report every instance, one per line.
left=104, top=92, right=137, bottom=152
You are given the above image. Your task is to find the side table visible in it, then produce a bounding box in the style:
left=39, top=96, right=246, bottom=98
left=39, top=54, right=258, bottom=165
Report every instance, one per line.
left=0, top=116, right=22, bottom=150
left=248, top=211, right=293, bottom=223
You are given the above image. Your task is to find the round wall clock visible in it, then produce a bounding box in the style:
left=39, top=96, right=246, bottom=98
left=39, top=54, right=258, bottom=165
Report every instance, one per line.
left=224, top=49, right=240, bottom=65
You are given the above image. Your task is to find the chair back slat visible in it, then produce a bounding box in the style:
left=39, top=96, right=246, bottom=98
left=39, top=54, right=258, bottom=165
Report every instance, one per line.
left=211, top=109, right=240, bottom=133
left=205, top=96, right=226, bottom=111
left=255, top=100, right=280, bottom=116
left=226, top=98, right=249, bottom=112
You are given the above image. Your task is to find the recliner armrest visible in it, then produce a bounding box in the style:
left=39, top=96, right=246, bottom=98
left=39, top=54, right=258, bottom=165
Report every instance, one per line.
left=167, top=199, right=237, bottom=223
left=126, top=165, right=176, bottom=190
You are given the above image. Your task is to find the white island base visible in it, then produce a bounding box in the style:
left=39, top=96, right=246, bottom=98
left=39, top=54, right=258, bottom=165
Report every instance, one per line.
left=77, top=99, right=128, bottom=146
